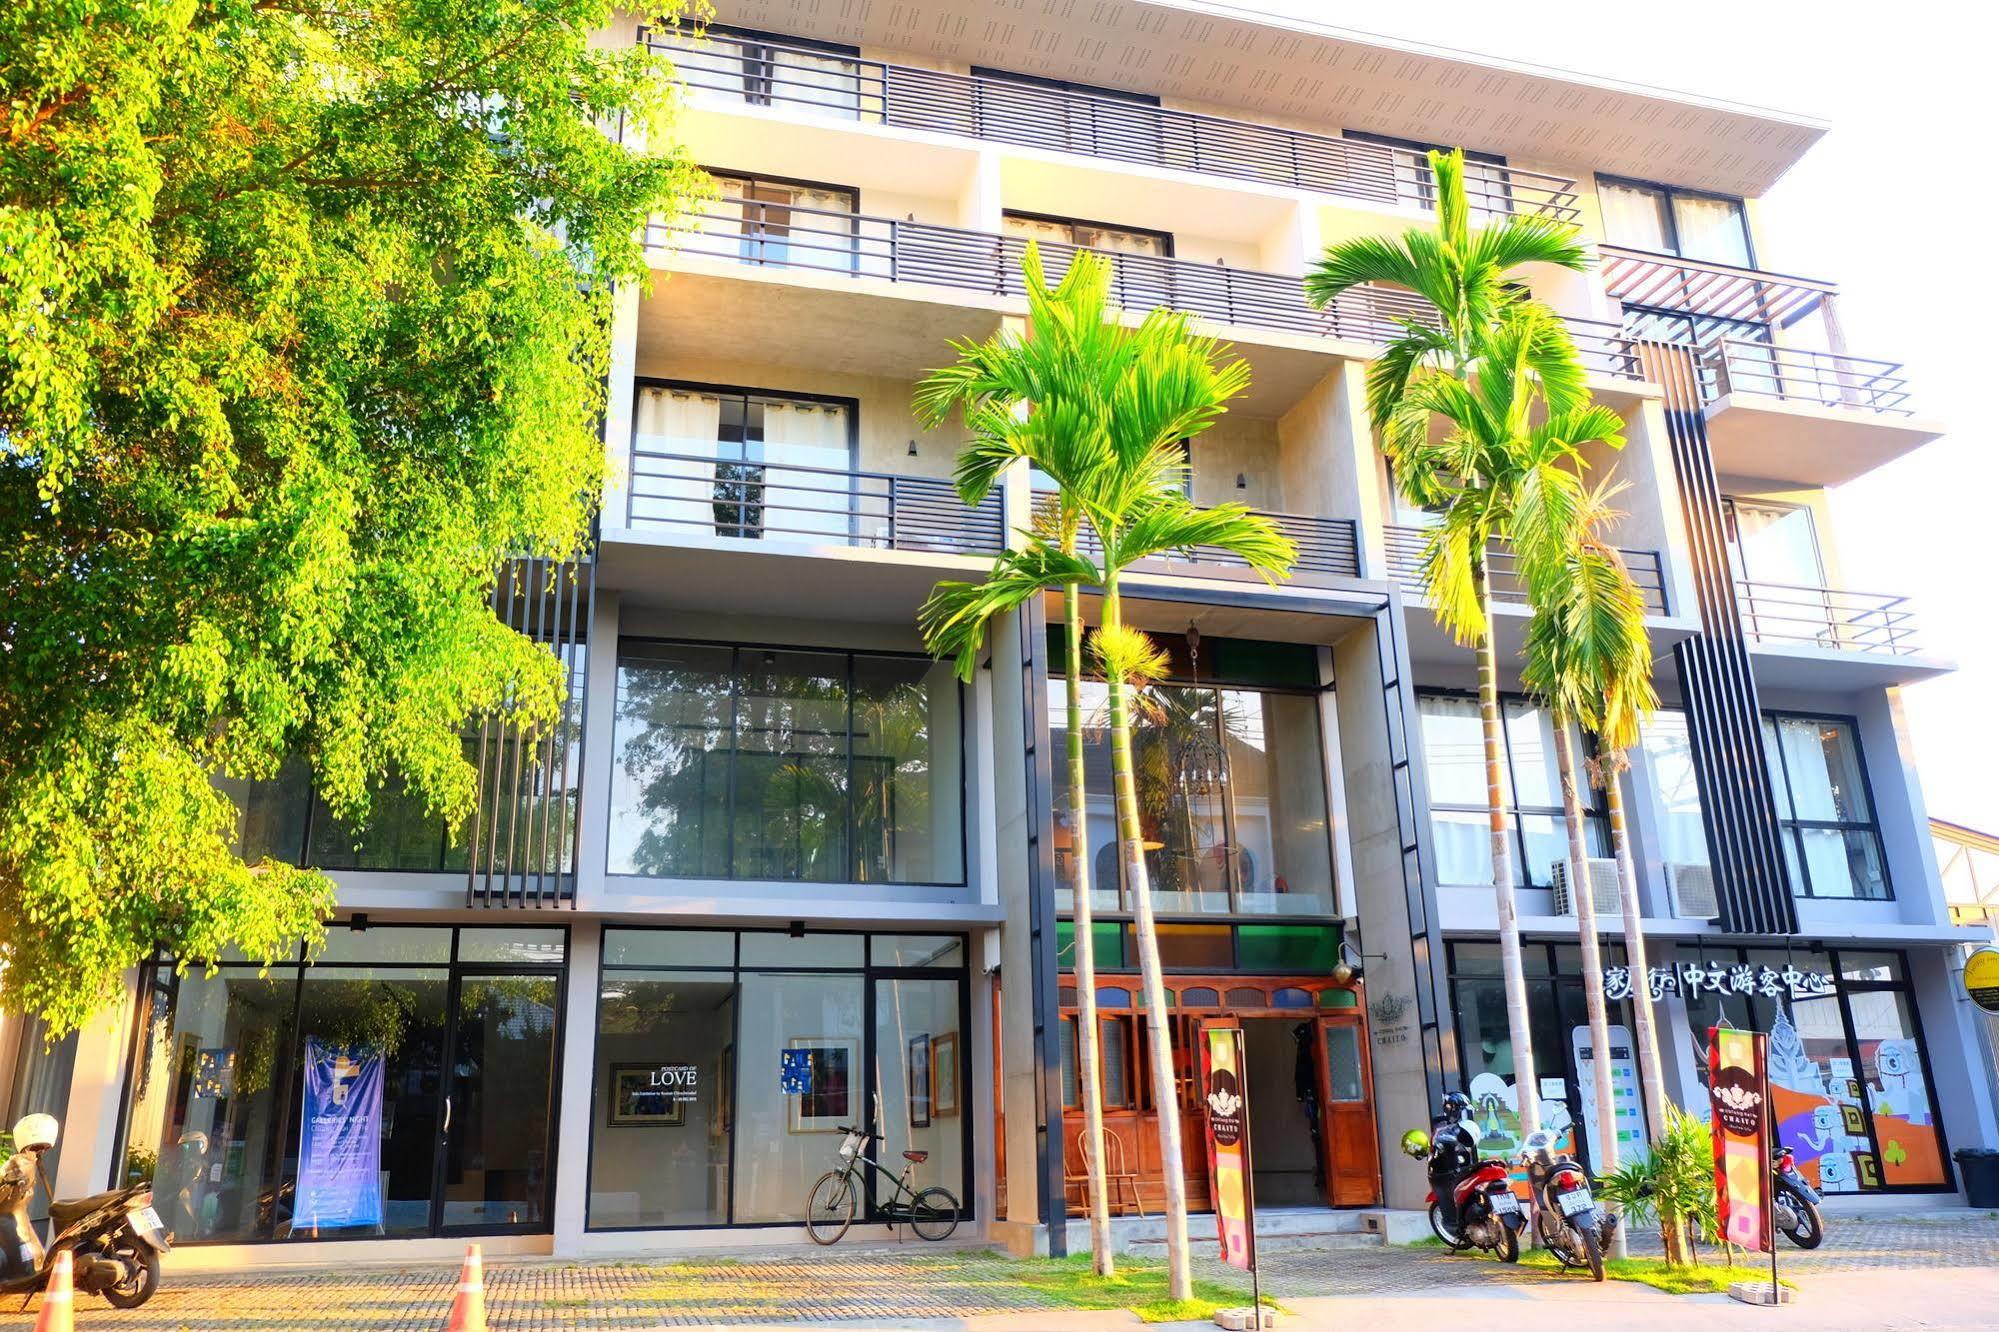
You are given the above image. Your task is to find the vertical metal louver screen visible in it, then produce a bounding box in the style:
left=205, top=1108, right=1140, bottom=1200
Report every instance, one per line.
left=1641, top=340, right=1798, bottom=936
left=466, top=555, right=594, bottom=907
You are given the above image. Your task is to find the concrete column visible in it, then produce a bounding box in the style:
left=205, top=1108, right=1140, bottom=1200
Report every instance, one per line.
left=55, top=970, right=138, bottom=1198
left=1909, top=946, right=1999, bottom=1165
left=552, top=919, right=603, bottom=1254
left=959, top=149, right=1004, bottom=233
left=601, top=282, right=643, bottom=530
left=1277, top=361, right=1384, bottom=577
left=572, top=590, right=623, bottom=907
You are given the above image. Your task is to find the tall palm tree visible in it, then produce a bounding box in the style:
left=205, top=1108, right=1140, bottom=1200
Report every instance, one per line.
left=920, top=245, right=1294, bottom=1299
left=1518, top=472, right=1657, bottom=1258
left=1307, top=150, right=1587, bottom=1139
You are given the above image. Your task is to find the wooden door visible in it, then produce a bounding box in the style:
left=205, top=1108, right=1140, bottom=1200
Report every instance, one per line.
left=1313, top=1012, right=1382, bottom=1206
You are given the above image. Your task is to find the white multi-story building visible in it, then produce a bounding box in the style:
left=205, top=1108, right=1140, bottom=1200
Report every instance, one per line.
left=6, top=0, right=1990, bottom=1267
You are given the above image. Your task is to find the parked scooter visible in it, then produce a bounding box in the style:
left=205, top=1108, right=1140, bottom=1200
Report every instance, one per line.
left=1772, top=1145, right=1825, bottom=1248
left=0, top=1115, right=170, bottom=1309
left=1404, top=1092, right=1526, bottom=1263
left=1517, top=1128, right=1614, bottom=1281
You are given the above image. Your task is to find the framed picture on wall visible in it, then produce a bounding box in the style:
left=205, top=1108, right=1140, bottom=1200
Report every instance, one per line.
left=907, top=1034, right=933, bottom=1129
left=608, top=1064, right=687, bottom=1127
left=787, top=1038, right=858, bottom=1133
left=932, top=1032, right=959, bottom=1118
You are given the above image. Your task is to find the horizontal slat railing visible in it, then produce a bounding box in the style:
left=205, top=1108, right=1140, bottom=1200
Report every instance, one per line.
left=1705, top=340, right=1912, bottom=415
left=646, top=29, right=1580, bottom=221
left=1734, top=579, right=1917, bottom=655
left=627, top=449, right=1004, bottom=555
left=1384, top=524, right=1670, bottom=615
left=653, top=204, right=1628, bottom=362
left=1040, top=494, right=1360, bottom=585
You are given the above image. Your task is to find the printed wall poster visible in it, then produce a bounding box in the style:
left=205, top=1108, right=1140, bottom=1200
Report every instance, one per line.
left=1200, top=1026, right=1255, bottom=1273
left=1708, top=1026, right=1770, bottom=1253
left=295, top=1039, right=385, bottom=1231
left=785, top=1038, right=857, bottom=1133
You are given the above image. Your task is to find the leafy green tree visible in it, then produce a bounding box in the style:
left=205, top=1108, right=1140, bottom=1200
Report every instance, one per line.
left=0, top=0, right=710, bottom=1030
left=919, top=245, right=1292, bottom=1296
left=1306, top=150, right=1587, bottom=1139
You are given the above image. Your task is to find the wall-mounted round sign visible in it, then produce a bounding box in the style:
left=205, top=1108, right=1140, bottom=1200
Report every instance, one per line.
left=1964, top=948, right=1999, bottom=1013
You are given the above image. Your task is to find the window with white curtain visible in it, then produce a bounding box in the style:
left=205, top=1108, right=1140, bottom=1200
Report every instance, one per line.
left=706, top=174, right=860, bottom=273
left=1596, top=175, right=1753, bottom=267
left=1762, top=714, right=1890, bottom=900
left=1416, top=692, right=1607, bottom=888
left=708, top=25, right=865, bottom=119
left=1001, top=212, right=1175, bottom=311
left=628, top=384, right=853, bottom=542
left=1639, top=710, right=1710, bottom=870
left=1344, top=131, right=1514, bottom=222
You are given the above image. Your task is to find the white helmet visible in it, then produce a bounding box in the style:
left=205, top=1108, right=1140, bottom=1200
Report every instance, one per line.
left=10, top=1114, right=57, bottom=1154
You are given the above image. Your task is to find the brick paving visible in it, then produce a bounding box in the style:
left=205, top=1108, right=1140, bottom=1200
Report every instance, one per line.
left=4, top=1213, right=1995, bottom=1329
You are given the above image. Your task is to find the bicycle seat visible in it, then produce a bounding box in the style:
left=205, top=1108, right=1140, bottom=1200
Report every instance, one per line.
left=903, top=1150, right=929, bottom=1163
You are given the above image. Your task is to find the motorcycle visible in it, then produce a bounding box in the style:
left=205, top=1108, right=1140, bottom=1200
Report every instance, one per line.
left=1772, top=1145, right=1825, bottom=1249
left=0, top=1114, right=170, bottom=1310
left=1405, top=1092, right=1526, bottom=1263
left=1517, top=1128, right=1614, bottom=1281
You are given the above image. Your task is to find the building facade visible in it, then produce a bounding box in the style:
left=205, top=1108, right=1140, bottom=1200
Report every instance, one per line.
left=5, top=0, right=1992, bottom=1267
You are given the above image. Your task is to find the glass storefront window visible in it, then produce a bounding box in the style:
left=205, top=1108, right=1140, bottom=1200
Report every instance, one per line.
left=608, top=644, right=965, bottom=885
left=587, top=929, right=969, bottom=1231
left=117, top=928, right=564, bottom=1244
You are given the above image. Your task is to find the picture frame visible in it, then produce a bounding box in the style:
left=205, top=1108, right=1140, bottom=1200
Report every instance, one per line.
left=907, top=1033, right=933, bottom=1129
left=786, top=1038, right=859, bottom=1134
left=608, top=1063, right=688, bottom=1127
left=932, top=1032, right=959, bottom=1118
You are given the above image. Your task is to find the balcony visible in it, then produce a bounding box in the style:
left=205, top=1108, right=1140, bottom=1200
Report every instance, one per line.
left=1054, top=500, right=1361, bottom=588
left=648, top=204, right=1646, bottom=393
left=1383, top=524, right=1671, bottom=614
left=1733, top=578, right=1951, bottom=688
left=647, top=29, right=1581, bottom=222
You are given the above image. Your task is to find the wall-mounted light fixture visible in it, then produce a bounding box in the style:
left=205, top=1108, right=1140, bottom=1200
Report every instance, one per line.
left=908, top=439, right=919, bottom=457
left=1235, top=473, right=1248, bottom=490
left=348, top=913, right=370, bottom=933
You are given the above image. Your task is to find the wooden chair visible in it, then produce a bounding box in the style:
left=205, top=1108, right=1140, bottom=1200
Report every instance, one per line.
left=1069, top=1127, right=1147, bottom=1217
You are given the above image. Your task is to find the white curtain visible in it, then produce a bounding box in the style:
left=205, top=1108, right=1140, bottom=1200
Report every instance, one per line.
left=1419, top=695, right=1499, bottom=886
left=631, top=387, right=722, bottom=531
left=1671, top=195, right=1752, bottom=267
left=761, top=400, right=852, bottom=542
left=1640, top=712, right=1711, bottom=869
left=771, top=47, right=863, bottom=119
left=1770, top=716, right=1865, bottom=897
left=1597, top=180, right=1671, bottom=251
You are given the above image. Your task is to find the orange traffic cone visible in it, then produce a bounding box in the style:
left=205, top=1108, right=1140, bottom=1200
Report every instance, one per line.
left=33, top=1251, right=73, bottom=1332
left=443, top=1243, right=486, bottom=1332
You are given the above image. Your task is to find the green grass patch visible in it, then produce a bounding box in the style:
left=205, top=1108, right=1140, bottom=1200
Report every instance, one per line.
left=1511, top=1250, right=1794, bottom=1295
left=1009, top=1253, right=1278, bottom=1324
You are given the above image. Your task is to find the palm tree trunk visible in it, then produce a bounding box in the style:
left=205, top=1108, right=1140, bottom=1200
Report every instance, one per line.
left=1476, top=557, right=1540, bottom=1140
left=1602, top=753, right=1682, bottom=1264
left=1065, top=580, right=1115, bottom=1275
left=1554, top=716, right=1622, bottom=1257
left=1103, top=576, right=1193, bottom=1302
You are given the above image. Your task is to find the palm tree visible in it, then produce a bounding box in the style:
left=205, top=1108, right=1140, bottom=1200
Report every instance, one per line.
left=1307, top=149, right=1587, bottom=1139
left=919, top=244, right=1294, bottom=1298
left=1518, top=473, right=1658, bottom=1258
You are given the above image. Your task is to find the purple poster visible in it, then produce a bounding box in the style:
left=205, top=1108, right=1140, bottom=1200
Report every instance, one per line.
left=295, top=1039, right=384, bottom=1230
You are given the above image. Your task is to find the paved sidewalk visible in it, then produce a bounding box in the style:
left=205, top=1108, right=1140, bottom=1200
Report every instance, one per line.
left=3, top=1212, right=1994, bottom=1329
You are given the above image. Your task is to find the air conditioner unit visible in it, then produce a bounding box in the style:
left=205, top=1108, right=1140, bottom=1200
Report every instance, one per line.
left=1667, top=862, right=1721, bottom=921
left=1551, top=858, right=1622, bottom=919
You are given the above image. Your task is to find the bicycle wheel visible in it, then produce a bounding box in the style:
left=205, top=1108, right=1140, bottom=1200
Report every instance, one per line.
left=909, top=1186, right=961, bottom=1241
left=806, top=1170, right=856, bottom=1245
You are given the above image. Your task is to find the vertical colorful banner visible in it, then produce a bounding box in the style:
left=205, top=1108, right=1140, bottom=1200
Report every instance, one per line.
left=1200, top=1026, right=1256, bottom=1273
left=296, top=1038, right=385, bottom=1230
left=1708, top=1026, right=1770, bottom=1252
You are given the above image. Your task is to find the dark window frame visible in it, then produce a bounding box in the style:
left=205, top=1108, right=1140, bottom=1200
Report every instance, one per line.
left=1721, top=495, right=1826, bottom=586
left=608, top=633, right=970, bottom=888
left=1416, top=687, right=1610, bottom=890
left=1595, top=173, right=1757, bottom=269
left=702, top=24, right=862, bottom=108
left=1762, top=709, right=1894, bottom=902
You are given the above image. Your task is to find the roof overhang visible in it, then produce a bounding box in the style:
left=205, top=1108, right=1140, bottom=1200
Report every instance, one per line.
left=700, top=0, right=1828, bottom=194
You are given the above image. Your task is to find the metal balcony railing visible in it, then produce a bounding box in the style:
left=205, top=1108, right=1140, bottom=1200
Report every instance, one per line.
left=1735, top=579, right=1918, bottom=656
left=1042, top=495, right=1361, bottom=585
left=1704, top=340, right=1912, bottom=415
left=1384, top=524, right=1670, bottom=615
left=625, top=449, right=1005, bottom=556
left=646, top=29, right=1582, bottom=222
left=651, top=204, right=1644, bottom=377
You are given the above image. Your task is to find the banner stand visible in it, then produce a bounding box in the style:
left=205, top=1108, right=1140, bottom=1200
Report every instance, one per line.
left=1200, top=1025, right=1265, bottom=1329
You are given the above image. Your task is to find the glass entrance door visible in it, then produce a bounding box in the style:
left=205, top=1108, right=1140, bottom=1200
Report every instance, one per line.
left=436, top=973, right=562, bottom=1232
left=869, top=974, right=966, bottom=1217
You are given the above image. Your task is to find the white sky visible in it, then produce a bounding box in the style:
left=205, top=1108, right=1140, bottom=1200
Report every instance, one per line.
left=1244, top=1, right=1995, bottom=828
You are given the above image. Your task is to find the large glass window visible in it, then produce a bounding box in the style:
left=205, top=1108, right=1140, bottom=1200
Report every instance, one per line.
left=1344, top=131, right=1513, bottom=220
left=587, top=929, right=968, bottom=1230
left=707, top=26, right=864, bottom=118
left=609, top=642, right=964, bottom=885
left=1417, top=692, right=1606, bottom=889
left=115, top=927, right=564, bottom=1244
left=218, top=755, right=468, bottom=873
left=701, top=173, right=861, bottom=273
left=1597, top=176, right=1753, bottom=267
left=629, top=383, right=856, bottom=544
left=1050, top=654, right=1335, bottom=918
left=1762, top=714, right=1890, bottom=900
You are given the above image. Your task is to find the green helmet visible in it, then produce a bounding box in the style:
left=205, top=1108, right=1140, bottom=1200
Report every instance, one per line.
left=1401, top=1128, right=1431, bottom=1159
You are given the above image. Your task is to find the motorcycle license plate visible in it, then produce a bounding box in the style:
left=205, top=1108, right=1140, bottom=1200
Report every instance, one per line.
left=1489, top=1193, right=1520, bottom=1215
left=1556, top=1189, right=1593, bottom=1217
left=128, top=1205, right=164, bottom=1236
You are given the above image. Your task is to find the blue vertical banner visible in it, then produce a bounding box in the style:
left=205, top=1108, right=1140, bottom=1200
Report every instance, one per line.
left=295, top=1039, right=385, bottom=1230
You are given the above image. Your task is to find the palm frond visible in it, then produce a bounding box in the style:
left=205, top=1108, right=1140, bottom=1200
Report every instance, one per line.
left=1107, top=497, right=1298, bottom=584
left=919, top=541, right=1100, bottom=682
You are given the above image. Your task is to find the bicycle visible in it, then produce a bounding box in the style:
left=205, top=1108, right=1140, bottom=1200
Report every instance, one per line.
left=804, top=1124, right=961, bottom=1245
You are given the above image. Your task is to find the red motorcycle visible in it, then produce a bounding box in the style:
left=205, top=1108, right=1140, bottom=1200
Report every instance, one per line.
left=1405, top=1093, right=1525, bottom=1263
